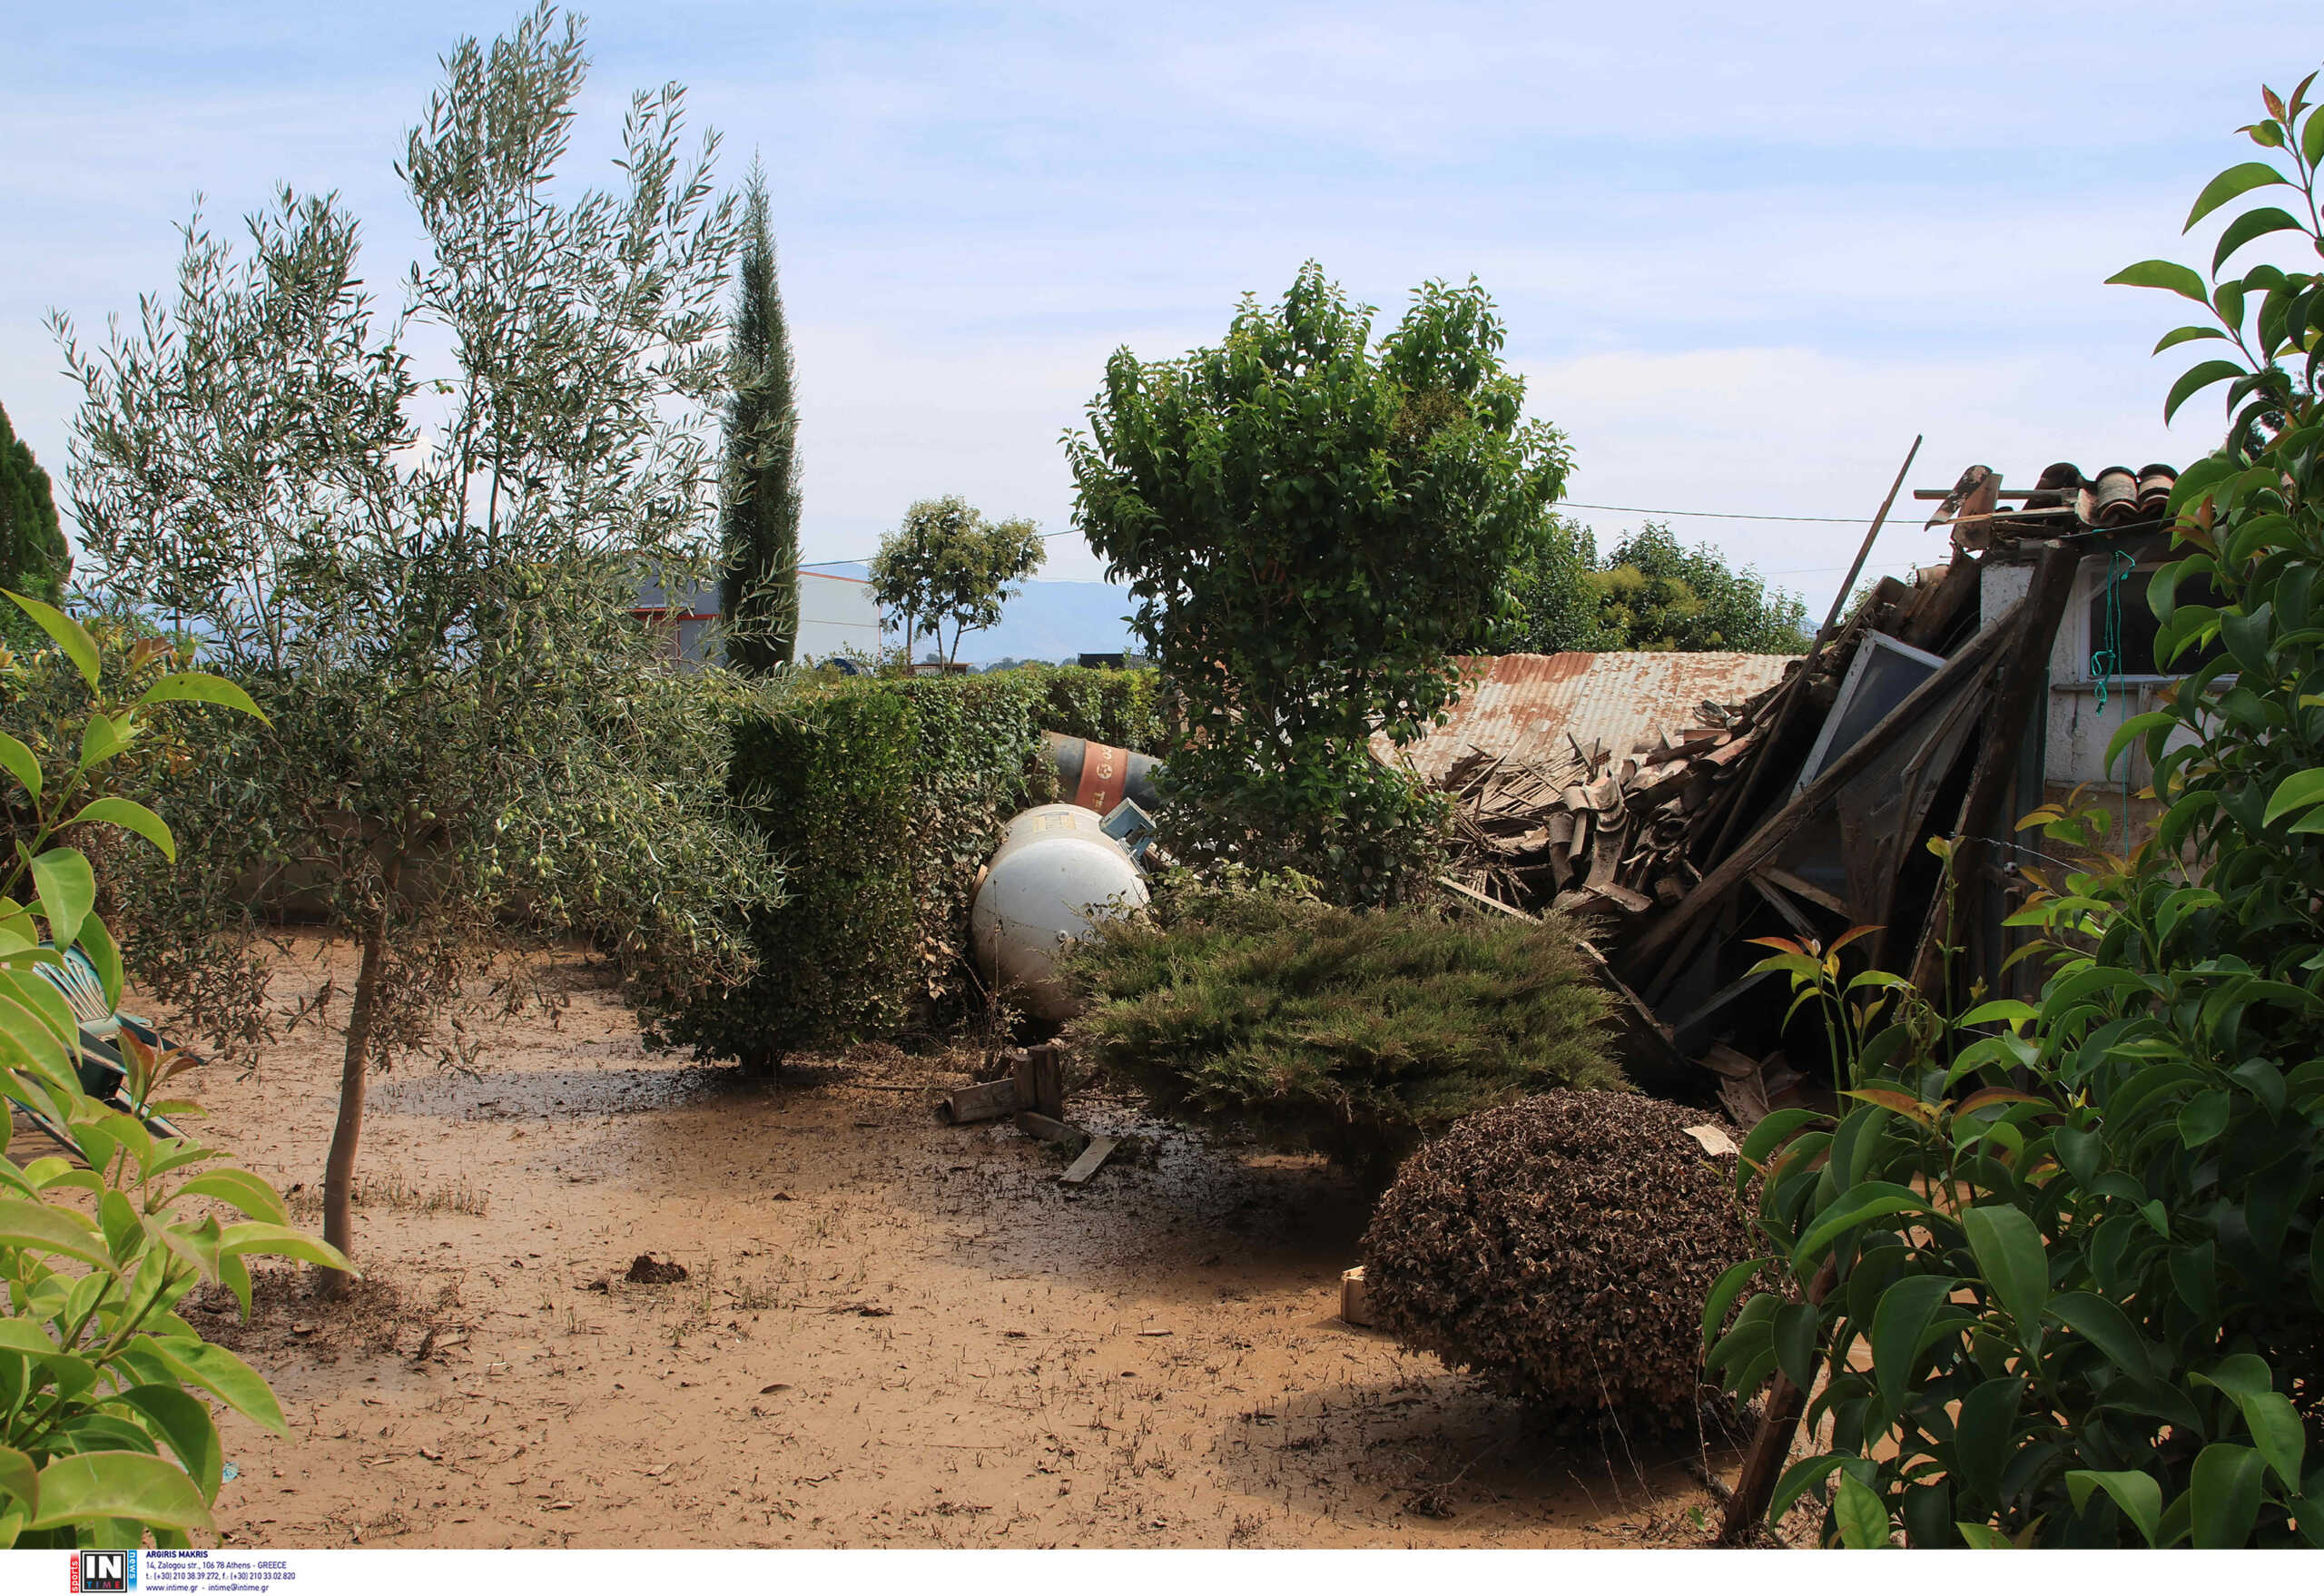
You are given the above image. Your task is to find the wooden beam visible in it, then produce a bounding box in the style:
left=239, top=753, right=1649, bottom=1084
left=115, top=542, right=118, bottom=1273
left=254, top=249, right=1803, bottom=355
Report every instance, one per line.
left=1059, top=1135, right=1121, bottom=1186
left=1748, top=872, right=1818, bottom=939
left=1909, top=541, right=2082, bottom=1003
left=938, top=1079, right=1016, bottom=1125
left=1013, top=1045, right=1065, bottom=1121
left=1618, top=608, right=2017, bottom=983
left=1820, top=435, right=1922, bottom=639
left=1755, top=866, right=1851, bottom=919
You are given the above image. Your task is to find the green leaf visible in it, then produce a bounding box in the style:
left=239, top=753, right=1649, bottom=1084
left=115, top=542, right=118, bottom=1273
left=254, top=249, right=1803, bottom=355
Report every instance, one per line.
left=2106, top=260, right=2210, bottom=302
left=1833, top=1471, right=1891, bottom=1548
left=0, top=732, right=40, bottom=804
left=1963, top=1205, right=2049, bottom=1334
left=1869, top=1274, right=1956, bottom=1415
left=111, top=1385, right=223, bottom=1501
left=2213, top=207, right=2305, bottom=274
left=2262, top=768, right=2324, bottom=826
left=2049, top=1292, right=2156, bottom=1381
left=134, top=1336, right=287, bottom=1434
left=2154, top=325, right=2228, bottom=353
left=25, top=1451, right=212, bottom=1532
left=133, top=672, right=268, bottom=723
left=2065, top=1470, right=2162, bottom=1546
left=2195, top=1355, right=2305, bottom=1491
left=2164, top=360, right=2251, bottom=424
left=1954, top=1522, right=2011, bottom=1548
left=1773, top=1301, right=1820, bottom=1392
left=4, top=592, right=100, bottom=690
left=65, top=798, right=175, bottom=862
left=2177, top=1090, right=2230, bottom=1147
left=1796, top=1186, right=1932, bottom=1264
left=173, top=1171, right=290, bottom=1228
left=1699, top=1256, right=1767, bottom=1351
left=27, top=847, right=94, bottom=948
left=78, top=912, right=123, bottom=1014
left=0, top=1443, right=37, bottom=1514
left=2183, top=162, right=2290, bottom=230
left=2189, top=1443, right=2266, bottom=1548
left=0, top=1197, right=111, bottom=1266
left=217, top=1221, right=351, bottom=1273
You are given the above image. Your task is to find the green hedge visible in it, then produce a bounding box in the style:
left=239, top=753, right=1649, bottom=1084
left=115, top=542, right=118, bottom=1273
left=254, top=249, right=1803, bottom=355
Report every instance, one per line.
left=645, top=665, right=1163, bottom=1063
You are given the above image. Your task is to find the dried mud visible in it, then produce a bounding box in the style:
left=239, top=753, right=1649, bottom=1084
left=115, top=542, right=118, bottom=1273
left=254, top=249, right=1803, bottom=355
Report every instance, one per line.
left=91, top=931, right=1746, bottom=1548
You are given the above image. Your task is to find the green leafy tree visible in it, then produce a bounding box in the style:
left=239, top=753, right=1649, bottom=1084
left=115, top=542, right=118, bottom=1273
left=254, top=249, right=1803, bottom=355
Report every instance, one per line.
left=1500, top=512, right=1614, bottom=654
left=1502, top=518, right=1807, bottom=655
left=1067, top=263, right=1571, bottom=902
left=0, top=402, right=71, bottom=626
left=0, top=596, right=340, bottom=1550
left=868, top=495, right=1045, bottom=666
left=718, top=162, right=803, bottom=673
left=1708, top=70, right=2324, bottom=1549
left=54, top=5, right=771, bottom=1295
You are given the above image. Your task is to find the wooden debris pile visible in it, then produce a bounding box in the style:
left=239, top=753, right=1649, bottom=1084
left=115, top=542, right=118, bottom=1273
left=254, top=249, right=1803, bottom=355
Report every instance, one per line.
left=1440, top=682, right=1785, bottom=925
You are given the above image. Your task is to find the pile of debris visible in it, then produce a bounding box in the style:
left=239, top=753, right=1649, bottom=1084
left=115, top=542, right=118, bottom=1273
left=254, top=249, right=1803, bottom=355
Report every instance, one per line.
left=1408, top=455, right=2178, bottom=1122
left=1441, top=694, right=1770, bottom=919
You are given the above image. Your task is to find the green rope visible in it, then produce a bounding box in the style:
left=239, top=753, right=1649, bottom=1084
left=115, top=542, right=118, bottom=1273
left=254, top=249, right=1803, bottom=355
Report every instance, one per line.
left=2089, top=549, right=2137, bottom=840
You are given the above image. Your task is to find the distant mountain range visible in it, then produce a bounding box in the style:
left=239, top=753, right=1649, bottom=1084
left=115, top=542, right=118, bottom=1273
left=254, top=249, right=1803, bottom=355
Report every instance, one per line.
left=798, top=563, right=1140, bottom=666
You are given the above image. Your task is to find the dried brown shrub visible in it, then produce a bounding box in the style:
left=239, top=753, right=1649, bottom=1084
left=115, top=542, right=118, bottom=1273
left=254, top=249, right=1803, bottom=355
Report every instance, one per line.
left=1360, top=1088, right=1754, bottom=1424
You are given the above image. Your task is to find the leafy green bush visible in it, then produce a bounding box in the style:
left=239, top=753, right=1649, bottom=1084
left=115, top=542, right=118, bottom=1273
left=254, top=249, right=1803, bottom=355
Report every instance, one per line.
left=1703, top=71, right=2324, bottom=1552
left=1364, top=1089, right=1757, bottom=1421
left=0, top=596, right=343, bottom=1548
left=1061, top=872, right=1619, bottom=1172
left=645, top=665, right=1160, bottom=1061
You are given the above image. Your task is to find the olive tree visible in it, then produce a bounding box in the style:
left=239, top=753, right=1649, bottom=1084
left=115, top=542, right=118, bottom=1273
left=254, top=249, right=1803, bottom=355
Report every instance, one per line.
left=1067, top=263, right=1571, bottom=902
left=54, top=5, right=772, bottom=1291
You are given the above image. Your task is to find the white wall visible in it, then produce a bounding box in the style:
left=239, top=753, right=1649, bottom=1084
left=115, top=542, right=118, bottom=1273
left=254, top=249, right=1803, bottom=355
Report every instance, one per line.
left=796, top=570, right=881, bottom=665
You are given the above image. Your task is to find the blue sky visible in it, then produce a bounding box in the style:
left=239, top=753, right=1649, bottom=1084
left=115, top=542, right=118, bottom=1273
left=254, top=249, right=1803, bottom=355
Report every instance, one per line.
left=7, top=2, right=2320, bottom=622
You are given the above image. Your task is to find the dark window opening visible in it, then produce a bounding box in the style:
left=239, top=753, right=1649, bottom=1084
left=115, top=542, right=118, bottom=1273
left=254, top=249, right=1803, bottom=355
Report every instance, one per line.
left=2091, top=568, right=2223, bottom=677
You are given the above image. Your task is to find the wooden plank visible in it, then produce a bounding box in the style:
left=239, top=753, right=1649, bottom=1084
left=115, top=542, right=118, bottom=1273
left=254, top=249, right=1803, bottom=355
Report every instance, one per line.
left=1618, top=607, right=2017, bottom=983
left=1059, top=1134, right=1120, bottom=1186
left=1817, top=435, right=1923, bottom=639
left=1909, top=541, right=2082, bottom=1002
left=937, top=1078, right=1016, bottom=1125
left=1666, top=966, right=1776, bottom=1039
left=1756, top=865, right=1851, bottom=919
left=1748, top=872, right=1817, bottom=939
left=1435, top=875, right=1541, bottom=921
left=1015, top=1111, right=1087, bottom=1151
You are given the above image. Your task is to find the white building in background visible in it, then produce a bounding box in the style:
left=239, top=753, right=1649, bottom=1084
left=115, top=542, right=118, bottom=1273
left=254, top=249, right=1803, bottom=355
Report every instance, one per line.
left=630, top=567, right=882, bottom=669
left=794, top=567, right=881, bottom=665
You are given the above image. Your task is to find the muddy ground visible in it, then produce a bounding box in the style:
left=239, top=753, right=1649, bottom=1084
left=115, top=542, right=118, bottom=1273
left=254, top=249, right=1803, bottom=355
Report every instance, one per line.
left=75, top=932, right=1759, bottom=1549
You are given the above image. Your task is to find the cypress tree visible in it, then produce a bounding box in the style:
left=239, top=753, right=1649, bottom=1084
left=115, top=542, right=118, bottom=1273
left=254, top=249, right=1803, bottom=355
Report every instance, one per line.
left=718, top=163, right=802, bottom=671
left=0, top=399, right=70, bottom=606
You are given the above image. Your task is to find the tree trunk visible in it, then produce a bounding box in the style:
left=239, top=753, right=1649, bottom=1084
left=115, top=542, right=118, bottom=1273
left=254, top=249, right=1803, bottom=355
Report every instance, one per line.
left=317, top=864, right=398, bottom=1299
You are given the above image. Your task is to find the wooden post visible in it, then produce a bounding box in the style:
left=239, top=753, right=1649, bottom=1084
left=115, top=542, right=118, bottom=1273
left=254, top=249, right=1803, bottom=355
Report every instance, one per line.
left=1014, top=1044, right=1064, bottom=1121
left=1704, top=437, right=1923, bottom=866
left=1908, top=541, right=2082, bottom=1003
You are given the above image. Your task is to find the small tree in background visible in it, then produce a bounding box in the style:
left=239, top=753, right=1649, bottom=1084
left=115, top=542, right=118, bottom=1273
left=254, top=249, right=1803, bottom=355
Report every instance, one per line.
left=1590, top=522, right=1807, bottom=652
left=56, top=5, right=768, bottom=1295
left=869, top=495, right=1045, bottom=666
left=1068, top=263, right=1571, bottom=903
left=0, top=401, right=72, bottom=631
left=1502, top=517, right=1808, bottom=655
left=718, top=161, right=803, bottom=673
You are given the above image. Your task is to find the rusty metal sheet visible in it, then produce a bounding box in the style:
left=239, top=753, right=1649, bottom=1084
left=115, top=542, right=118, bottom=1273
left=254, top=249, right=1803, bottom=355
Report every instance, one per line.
left=1381, top=652, right=1797, bottom=785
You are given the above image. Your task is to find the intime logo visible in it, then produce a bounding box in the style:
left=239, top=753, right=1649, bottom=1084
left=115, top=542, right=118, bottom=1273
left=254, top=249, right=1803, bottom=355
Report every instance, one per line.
left=69, top=1551, right=137, bottom=1592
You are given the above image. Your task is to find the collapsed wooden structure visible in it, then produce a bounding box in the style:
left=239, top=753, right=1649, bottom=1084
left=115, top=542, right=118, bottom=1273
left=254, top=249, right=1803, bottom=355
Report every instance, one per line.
left=1416, top=458, right=2179, bottom=1122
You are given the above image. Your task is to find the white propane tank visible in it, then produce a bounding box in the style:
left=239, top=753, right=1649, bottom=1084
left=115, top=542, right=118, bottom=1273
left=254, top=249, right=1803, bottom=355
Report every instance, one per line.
left=970, top=804, right=1148, bottom=1022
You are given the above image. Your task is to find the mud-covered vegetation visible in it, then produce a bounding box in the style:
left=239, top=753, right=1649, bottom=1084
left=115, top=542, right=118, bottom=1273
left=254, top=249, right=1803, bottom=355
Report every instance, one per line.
left=1362, top=1089, right=1756, bottom=1422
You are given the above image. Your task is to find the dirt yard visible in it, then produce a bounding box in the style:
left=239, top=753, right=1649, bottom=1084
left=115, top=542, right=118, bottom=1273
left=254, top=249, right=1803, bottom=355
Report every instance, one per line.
left=97, top=932, right=1747, bottom=1549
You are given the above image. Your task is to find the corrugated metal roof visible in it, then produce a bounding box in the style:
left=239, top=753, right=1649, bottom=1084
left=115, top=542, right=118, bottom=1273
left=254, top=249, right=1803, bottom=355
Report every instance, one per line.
left=1382, top=651, right=1797, bottom=785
